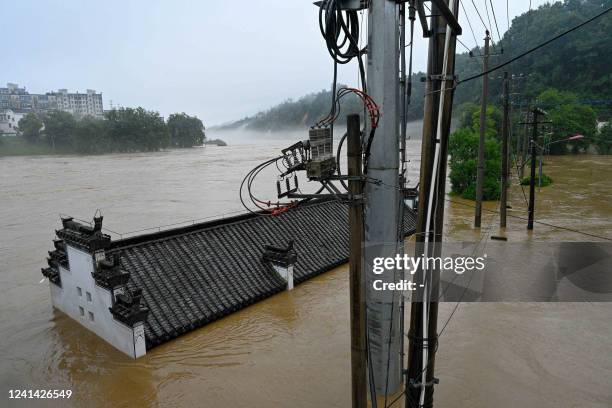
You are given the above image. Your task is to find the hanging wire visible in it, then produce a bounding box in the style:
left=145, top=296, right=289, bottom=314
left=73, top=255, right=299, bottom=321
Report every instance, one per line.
left=460, top=0, right=481, bottom=53
left=470, top=0, right=489, bottom=32
left=489, top=0, right=504, bottom=52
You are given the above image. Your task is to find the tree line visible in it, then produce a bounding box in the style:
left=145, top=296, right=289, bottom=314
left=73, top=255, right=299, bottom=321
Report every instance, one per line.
left=17, top=108, right=206, bottom=154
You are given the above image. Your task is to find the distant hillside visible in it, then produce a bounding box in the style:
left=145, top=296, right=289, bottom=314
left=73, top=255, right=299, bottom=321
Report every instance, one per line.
left=220, top=0, right=611, bottom=131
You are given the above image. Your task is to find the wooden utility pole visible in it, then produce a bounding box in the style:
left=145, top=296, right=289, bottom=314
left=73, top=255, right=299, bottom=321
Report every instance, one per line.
left=500, top=72, right=510, bottom=228
left=347, top=114, right=366, bottom=408
left=525, top=108, right=549, bottom=230
left=527, top=109, right=539, bottom=230
left=407, top=1, right=460, bottom=407
left=474, top=30, right=490, bottom=228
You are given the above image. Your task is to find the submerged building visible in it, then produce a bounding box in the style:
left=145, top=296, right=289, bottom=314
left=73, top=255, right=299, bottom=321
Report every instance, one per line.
left=41, top=199, right=417, bottom=358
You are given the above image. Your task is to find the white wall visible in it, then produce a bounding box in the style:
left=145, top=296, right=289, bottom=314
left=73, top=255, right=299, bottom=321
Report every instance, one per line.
left=271, top=264, right=294, bottom=290
left=50, top=245, right=145, bottom=358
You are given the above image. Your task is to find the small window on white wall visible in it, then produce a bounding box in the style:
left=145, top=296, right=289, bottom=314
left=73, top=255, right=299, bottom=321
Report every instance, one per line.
left=86, top=292, right=92, bottom=302
left=77, top=287, right=82, bottom=296
left=79, top=306, right=84, bottom=316
left=88, top=311, right=94, bottom=322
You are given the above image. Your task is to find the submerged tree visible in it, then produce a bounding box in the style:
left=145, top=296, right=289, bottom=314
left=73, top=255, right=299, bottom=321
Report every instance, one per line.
left=449, top=105, right=502, bottom=201
left=105, top=108, right=169, bottom=152
left=167, top=113, right=205, bottom=147
left=44, top=110, right=77, bottom=148
left=18, top=113, right=43, bottom=143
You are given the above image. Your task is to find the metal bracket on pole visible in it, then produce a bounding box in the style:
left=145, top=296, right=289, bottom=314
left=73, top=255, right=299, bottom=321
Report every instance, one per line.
left=408, top=377, right=440, bottom=388
left=423, top=74, right=457, bottom=81
left=430, top=0, right=462, bottom=34
left=416, top=1, right=431, bottom=37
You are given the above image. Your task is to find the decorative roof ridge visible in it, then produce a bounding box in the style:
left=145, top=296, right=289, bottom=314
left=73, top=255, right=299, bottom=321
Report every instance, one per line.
left=109, top=288, right=149, bottom=327
left=263, top=240, right=298, bottom=267
left=92, top=254, right=130, bottom=290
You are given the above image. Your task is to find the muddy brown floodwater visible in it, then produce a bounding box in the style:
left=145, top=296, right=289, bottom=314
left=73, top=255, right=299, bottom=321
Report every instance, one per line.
left=1, top=138, right=611, bottom=408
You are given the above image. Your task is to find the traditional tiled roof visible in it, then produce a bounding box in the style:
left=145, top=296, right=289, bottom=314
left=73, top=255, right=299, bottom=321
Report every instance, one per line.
left=105, top=199, right=416, bottom=349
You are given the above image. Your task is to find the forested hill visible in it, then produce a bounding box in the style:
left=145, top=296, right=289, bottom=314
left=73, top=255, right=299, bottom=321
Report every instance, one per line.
left=219, top=0, right=611, bottom=131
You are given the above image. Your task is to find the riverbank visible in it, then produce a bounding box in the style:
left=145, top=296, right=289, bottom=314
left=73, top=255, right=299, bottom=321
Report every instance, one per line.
left=0, top=136, right=69, bottom=156
left=0, top=136, right=226, bottom=157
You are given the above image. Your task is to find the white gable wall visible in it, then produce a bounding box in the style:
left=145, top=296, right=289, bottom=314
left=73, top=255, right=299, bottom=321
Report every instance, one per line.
left=49, top=244, right=145, bottom=358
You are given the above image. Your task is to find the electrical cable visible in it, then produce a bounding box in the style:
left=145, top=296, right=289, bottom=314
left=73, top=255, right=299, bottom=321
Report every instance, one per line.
left=506, top=0, right=510, bottom=34
left=460, top=0, right=480, bottom=52
left=488, top=0, right=504, bottom=52
left=482, top=0, right=499, bottom=54
left=470, top=0, right=489, bottom=32
left=446, top=198, right=612, bottom=241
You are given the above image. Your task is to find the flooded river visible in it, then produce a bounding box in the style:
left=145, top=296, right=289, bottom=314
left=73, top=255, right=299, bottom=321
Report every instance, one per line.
left=1, top=132, right=611, bottom=407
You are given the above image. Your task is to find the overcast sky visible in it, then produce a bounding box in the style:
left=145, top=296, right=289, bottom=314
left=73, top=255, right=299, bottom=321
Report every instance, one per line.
left=4, top=0, right=549, bottom=125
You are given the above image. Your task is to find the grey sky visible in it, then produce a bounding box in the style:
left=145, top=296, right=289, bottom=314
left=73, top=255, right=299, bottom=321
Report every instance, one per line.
left=3, top=0, right=549, bottom=125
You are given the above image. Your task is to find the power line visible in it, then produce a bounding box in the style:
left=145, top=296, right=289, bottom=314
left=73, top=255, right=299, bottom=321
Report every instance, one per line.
left=458, top=6, right=612, bottom=84
left=489, top=0, right=504, bottom=52
left=457, top=37, right=475, bottom=54
left=483, top=0, right=494, bottom=36
left=470, top=0, right=489, bottom=32
left=446, top=198, right=612, bottom=241
left=506, top=0, right=510, bottom=33
left=460, top=0, right=480, bottom=51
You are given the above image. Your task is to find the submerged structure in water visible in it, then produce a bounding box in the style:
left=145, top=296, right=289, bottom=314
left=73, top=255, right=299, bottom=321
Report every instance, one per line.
left=41, top=199, right=417, bottom=358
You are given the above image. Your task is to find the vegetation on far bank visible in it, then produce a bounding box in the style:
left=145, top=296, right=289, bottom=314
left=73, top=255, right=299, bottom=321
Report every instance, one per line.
left=1, top=108, right=208, bottom=156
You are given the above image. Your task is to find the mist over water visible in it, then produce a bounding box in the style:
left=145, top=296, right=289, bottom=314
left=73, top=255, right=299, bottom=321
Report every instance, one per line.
left=207, top=120, right=424, bottom=145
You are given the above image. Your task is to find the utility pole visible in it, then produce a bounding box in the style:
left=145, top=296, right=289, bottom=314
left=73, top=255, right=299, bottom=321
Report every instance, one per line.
left=528, top=110, right=538, bottom=230
left=500, top=72, right=509, bottom=228
left=407, top=1, right=460, bottom=407
left=474, top=30, right=490, bottom=228
left=524, top=107, right=548, bottom=230
left=347, top=114, right=366, bottom=408
left=364, top=0, right=402, bottom=397
left=520, top=110, right=530, bottom=179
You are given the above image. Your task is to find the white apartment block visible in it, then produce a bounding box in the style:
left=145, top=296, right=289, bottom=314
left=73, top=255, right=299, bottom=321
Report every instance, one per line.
left=0, top=83, right=104, bottom=119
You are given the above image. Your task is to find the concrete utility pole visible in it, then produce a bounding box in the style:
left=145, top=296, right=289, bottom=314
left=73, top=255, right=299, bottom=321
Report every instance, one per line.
left=500, top=72, right=510, bottom=228
left=364, top=0, right=402, bottom=397
left=407, top=1, right=460, bottom=407
left=474, top=30, right=490, bottom=228
left=347, top=114, right=367, bottom=408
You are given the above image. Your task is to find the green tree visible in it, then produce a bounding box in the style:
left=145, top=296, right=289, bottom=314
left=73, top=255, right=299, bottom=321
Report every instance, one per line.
left=18, top=113, right=43, bottom=143
left=167, top=113, right=206, bottom=147
left=43, top=110, right=76, bottom=148
left=547, top=104, right=596, bottom=154
left=449, top=128, right=501, bottom=201
left=594, top=123, right=612, bottom=155
left=536, top=88, right=578, bottom=106
left=470, top=105, right=502, bottom=139
left=534, top=88, right=595, bottom=154
left=74, top=118, right=109, bottom=154
left=105, top=108, right=169, bottom=152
